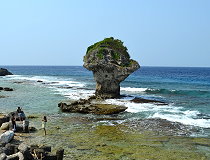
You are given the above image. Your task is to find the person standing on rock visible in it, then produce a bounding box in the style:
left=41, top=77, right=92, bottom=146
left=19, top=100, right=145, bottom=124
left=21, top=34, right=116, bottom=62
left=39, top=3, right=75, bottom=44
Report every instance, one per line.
left=10, top=113, right=16, bottom=131
left=42, top=116, right=47, bottom=135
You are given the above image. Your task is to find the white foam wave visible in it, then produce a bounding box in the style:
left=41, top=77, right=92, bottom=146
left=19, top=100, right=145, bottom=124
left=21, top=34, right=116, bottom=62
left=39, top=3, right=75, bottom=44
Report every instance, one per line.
left=50, top=81, right=85, bottom=88
left=121, top=87, right=148, bottom=92
left=4, top=75, right=51, bottom=82
left=104, top=98, right=178, bottom=113
left=104, top=98, right=210, bottom=128
left=3, top=75, right=88, bottom=99
left=151, top=112, right=210, bottom=128
left=53, top=88, right=94, bottom=100
left=3, top=75, right=85, bottom=88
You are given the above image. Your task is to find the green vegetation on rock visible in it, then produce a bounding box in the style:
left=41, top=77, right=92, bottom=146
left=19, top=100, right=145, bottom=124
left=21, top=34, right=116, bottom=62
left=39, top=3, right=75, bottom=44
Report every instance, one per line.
left=85, top=37, right=130, bottom=61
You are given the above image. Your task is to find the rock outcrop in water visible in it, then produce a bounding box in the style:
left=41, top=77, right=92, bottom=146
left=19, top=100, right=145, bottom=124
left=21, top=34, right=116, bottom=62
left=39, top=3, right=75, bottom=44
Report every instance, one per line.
left=83, top=37, right=140, bottom=98
left=0, top=68, right=13, bottom=76
left=58, top=97, right=127, bottom=114
left=58, top=38, right=139, bottom=114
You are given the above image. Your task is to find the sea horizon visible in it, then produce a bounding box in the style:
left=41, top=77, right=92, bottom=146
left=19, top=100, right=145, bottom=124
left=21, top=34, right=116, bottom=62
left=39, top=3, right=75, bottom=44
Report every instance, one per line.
left=2, top=65, right=210, bottom=68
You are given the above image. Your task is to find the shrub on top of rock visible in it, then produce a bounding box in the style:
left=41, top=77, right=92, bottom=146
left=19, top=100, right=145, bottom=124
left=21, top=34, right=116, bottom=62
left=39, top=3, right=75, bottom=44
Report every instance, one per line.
left=84, top=37, right=131, bottom=66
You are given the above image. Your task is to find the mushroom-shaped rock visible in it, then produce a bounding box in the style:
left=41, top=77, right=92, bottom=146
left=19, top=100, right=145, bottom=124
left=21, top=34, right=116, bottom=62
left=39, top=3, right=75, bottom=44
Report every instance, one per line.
left=0, top=68, right=13, bottom=76
left=83, top=37, right=140, bottom=98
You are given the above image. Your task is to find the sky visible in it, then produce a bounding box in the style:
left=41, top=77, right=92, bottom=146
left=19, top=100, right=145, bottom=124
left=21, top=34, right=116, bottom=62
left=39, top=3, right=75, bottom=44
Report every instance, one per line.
left=0, top=0, right=210, bottom=67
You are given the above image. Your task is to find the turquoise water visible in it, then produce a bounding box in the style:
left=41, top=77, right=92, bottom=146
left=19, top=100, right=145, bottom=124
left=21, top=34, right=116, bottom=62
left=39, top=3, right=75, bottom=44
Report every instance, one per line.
left=0, top=66, right=210, bottom=136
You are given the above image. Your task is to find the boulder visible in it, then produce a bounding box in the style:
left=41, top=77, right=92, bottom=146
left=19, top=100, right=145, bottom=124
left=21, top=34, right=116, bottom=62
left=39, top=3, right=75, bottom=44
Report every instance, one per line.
left=0, top=131, right=14, bottom=144
left=0, top=122, right=10, bottom=130
left=83, top=37, right=140, bottom=98
left=0, top=68, right=12, bottom=76
left=0, top=153, right=6, bottom=160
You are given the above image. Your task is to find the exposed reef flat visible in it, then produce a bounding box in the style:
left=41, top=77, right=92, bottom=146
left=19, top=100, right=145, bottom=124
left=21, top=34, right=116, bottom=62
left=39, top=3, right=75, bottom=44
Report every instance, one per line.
left=16, top=115, right=210, bottom=160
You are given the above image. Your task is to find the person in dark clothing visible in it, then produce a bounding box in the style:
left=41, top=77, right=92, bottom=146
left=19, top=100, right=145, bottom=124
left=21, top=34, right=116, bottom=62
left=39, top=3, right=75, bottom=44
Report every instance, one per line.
left=17, top=107, right=21, bottom=113
left=11, top=113, right=16, bottom=131
left=17, top=107, right=24, bottom=121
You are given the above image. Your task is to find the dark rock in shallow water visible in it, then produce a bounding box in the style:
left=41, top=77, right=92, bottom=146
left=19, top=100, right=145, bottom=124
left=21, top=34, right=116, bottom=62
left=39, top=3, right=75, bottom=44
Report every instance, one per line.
left=13, top=81, right=24, bottom=84
left=3, top=88, right=13, bottom=91
left=58, top=98, right=127, bottom=114
left=131, top=97, right=168, bottom=105
left=57, top=86, right=73, bottom=89
left=0, top=68, right=13, bottom=76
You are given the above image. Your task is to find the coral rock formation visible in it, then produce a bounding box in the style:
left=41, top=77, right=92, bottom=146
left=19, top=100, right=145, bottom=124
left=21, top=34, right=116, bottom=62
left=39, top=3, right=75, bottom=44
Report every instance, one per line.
left=83, top=37, right=140, bottom=98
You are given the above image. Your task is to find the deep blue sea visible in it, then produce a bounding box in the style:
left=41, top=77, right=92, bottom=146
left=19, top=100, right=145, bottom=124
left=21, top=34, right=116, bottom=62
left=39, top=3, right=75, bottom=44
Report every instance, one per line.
left=1, top=66, right=210, bottom=136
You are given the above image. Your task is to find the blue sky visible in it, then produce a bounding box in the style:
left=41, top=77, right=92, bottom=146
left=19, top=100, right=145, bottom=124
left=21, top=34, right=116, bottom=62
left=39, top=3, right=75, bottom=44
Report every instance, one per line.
left=0, top=0, right=209, bottom=67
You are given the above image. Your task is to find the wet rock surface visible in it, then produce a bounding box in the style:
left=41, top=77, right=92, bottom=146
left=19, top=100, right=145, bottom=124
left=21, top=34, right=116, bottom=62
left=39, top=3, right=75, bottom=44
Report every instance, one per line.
left=131, top=97, right=168, bottom=105
left=58, top=98, right=127, bottom=115
left=0, top=87, right=14, bottom=91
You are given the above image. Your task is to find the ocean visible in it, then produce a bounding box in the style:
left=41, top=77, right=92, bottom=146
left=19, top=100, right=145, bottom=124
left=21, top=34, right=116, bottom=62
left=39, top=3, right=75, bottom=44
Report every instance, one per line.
left=0, top=66, right=210, bottom=134
left=1, top=66, right=210, bottom=159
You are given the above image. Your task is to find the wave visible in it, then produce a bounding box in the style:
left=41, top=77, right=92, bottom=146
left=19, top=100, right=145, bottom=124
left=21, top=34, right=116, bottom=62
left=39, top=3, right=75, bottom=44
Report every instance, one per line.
left=150, top=112, right=210, bottom=128
left=117, top=86, right=210, bottom=98
left=3, top=75, right=91, bottom=100
left=121, top=87, right=148, bottom=92
left=53, top=88, right=94, bottom=100
left=145, top=88, right=210, bottom=97
left=104, top=98, right=210, bottom=128
left=4, top=75, right=86, bottom=88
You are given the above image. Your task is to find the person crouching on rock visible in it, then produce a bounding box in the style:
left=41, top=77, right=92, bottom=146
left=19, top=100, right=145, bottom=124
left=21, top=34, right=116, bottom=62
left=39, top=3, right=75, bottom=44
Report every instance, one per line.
left=10, top=113, right=16, bottom=131
left=42, top=116, right=47, bottom=136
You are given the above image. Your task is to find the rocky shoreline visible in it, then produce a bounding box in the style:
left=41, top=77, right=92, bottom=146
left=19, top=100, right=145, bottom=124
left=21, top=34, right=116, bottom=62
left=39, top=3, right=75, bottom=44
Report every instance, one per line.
left=0, top=113, right=64, bottom=160
left=0, top=110, right=209, bottom=159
